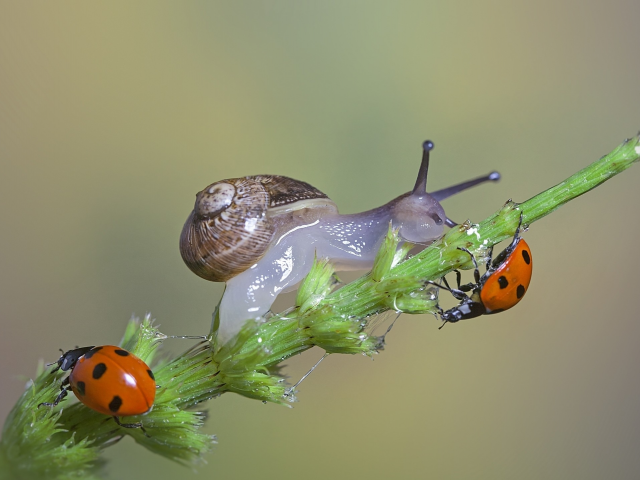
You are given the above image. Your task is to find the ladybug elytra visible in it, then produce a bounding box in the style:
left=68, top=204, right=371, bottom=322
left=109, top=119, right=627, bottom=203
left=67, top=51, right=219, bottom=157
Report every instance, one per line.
left=39, top=345, right=156, bottom=431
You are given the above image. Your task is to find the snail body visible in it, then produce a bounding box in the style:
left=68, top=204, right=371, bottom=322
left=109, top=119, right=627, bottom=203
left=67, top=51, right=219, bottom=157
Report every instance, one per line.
left=180, top=142, right=500, bottom=345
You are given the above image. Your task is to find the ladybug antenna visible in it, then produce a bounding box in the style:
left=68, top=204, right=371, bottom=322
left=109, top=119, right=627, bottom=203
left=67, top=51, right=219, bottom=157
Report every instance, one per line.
left=425, top=290, right=448, bottom=330
left=47, top=349, right=65, bottom=371
left=45, top=362, right=61, bottom=374
left=436, top=306, right=448, bottom=330
left=434, top=304, right=451, bottom=330
left=430, top=171, right=501, bottom=202
left=412, top=140, right=434, bottom=195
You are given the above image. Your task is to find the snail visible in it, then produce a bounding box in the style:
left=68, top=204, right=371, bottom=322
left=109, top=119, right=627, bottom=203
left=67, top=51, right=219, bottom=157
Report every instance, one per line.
left=180, top=141, right=500, bottom=345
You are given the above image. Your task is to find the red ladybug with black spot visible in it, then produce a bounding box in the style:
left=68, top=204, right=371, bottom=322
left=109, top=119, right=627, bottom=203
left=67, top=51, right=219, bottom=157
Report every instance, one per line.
left=432, top=213, right=533, bottom=325
left=39, top=345, right=156, bottom=430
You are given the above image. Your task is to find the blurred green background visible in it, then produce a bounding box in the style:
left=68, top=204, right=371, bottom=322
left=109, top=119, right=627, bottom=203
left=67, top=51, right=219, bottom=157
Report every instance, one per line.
left=2, top=1, right=640, bottom=479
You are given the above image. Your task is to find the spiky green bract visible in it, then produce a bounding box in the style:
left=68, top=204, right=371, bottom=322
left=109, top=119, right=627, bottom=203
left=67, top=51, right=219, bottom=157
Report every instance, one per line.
left=119, top=316, right=164, bottom=364
left=296, top=256, right=338, bottom=314
left=0, top=360, right=102, bottom=480
left=371, top=224, right=399, bottom=282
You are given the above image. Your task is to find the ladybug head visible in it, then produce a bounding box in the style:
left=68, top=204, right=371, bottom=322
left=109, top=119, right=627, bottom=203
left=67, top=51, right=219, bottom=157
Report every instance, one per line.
left=50, top=346, right=96, bottom=373
left=440, top=308, right=463, bottom=324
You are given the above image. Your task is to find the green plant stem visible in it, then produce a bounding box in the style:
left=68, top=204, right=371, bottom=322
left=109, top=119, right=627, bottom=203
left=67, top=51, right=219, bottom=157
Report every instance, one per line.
left=1, top=134, right=638, bottom=479
left=391, top=134, right=640, bottom=280
left=233, top=134, right=640, bottom=373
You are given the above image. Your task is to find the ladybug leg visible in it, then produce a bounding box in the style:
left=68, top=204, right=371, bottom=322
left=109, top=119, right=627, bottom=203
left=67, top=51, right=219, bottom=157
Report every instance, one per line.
left=514, top=211, right=523, bottom=237
left=442, top=276, right=470, bottom=300
left=112, top=416, right=148, bottom=436
left=38, top=377, right=71, bottom=408
left=453, top=270, right=463, bottom=289
left=452, top=269, right=476, bottom=292
left=484, top=246, right=494, bottom=272
left=457, top=247, right=481, bottom=284
left=426, top=277, right=468, bottom=302
left=505, top=212, right=525, bottom=251
left=441, top=275, right=453, bottom=290
left=443, top=276, right=470, bottom=301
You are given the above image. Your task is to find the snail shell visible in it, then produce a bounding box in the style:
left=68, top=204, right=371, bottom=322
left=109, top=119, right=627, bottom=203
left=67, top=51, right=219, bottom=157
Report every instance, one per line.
left=180, top=175, right=337, bottom=282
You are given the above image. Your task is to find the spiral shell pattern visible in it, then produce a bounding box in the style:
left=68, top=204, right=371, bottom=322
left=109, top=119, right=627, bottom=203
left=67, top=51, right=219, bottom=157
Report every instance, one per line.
left=180, top=175, right=331, bottom=282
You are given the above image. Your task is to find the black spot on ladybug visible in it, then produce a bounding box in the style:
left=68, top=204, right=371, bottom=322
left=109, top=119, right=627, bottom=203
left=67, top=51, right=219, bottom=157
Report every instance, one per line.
left=76, top=381, right=86, bottom=396
left=522, top=250, right=531, bottom=265
left=84, top=347, right=103, bottom=359
left=498, top=276, right=509, bottom=289
left=92, top=363, right=107, bottom=379
left=109, top=395, right=122, bottom=413
left=114, top=349, right=129, bottom=357
left=517, top=285, right=526, bottom=299
left=147, top=369, right=155, bottom=380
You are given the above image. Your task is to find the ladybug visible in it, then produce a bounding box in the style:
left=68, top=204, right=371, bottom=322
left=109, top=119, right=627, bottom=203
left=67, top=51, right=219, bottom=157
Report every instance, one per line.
left=432, top=213, right=532, bottom=326
left=39, top=345, right=156, bottom=430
